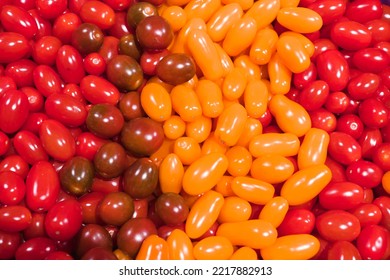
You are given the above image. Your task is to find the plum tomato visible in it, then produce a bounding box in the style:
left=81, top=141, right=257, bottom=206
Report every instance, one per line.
left=319, top=181, right=364, bottom=210
left=277, top=209, right=316, bottom=236
left=15, top=237, right=56, bottom=260
left=93, top=142, right=127, bottom=179
left=357, top=225, right=389, bottom=260
left=328, top=132, right=362, bottom=165
left=0, top=89, right=30, bottom=134
left=13, top=130, right=49, bottom=165
left=345, top=160, right=383, bottom=188
left=86, top=103, right=124, bottom=139
left=0, top=32, right=31, bottom=64
left=0, top=230, right=22, bottom=260
left=0, top=205, right=32, bottom=233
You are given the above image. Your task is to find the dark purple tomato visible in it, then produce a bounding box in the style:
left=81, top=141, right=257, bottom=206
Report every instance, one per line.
left=135, top=15, right=173, bottom=51
left=118, top=91, right=145, bottom=121
left=116, top=217, right=157, bottom=258
left=156, top=53, right=196, bottom=85
left=0, top=230, right=22, bottom=260
left=328, top=131, right=362, bottom=165
left=71, top=23, right=104, bottom=55
left=345, top=160, right=383, bottom=189
left=94, top=142, right=127, bottom=179
left=0, top=205, right=32, bottom=233
left=319, top=181, right=364, bottom=210
left=59, top=156, right=94, bottom=196
left=26, top=161, right=60, bottom=213
left=56, top=45, right=86, bottom=84
left=15, top=237, right=56, bottom=260
left=97, top=192, right=134, bottom=226
left=155, top=192, right=189, bottom=226
left=75, top=224, right=113, bottom=257
left=81, top=247, right=118, bottom=260
left=126, top=1, right=158, bottom=28
left=4, top=59, right=36, bottom=88
left=0, top=32, right=31, bottom=64
left=106, top=54, right=144, bottom=91
left=78, top=192, right=105, bottom=224
left=13, top=130, right=49, bottom=165
left=86, top=103, right=125, bottom=139
left=0, top=171, right=26, bottom=206
left=44, top=199, right=83, bottom=241
left=0, top=89, right=30, bottom=134
left=120, top=117, right=164, bottom=156
left=123, top=158, right=158, bottom=199
left=118, top=34, right=142, bottom=61
left=357, top=225, right=389, bottom=260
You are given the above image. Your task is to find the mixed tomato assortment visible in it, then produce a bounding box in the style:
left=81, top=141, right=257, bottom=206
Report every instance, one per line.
left=0, top=0, right=390, bottom=260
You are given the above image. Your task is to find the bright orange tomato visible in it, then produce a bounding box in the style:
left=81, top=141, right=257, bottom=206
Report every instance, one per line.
left=249, top=28, right=278, bottom=65
left=277, top=7, right=323, bottom=33
left=167, top=229, right=194, bottom=260
left=297, top=128, right=330, bottom=169
left=159, top=153, right=184, bottom=194
left=244, top=79, right=269, bottom=118
left=229, top=246, right=258, bottom=260
left=231, top=176, right=275, bottom=205
left=225, top=146, right=253, bottom=177
left=249, top=133, right=300, bottom=157
left=173, top=136, right=202, bottom=165
left=223, top=16, right=257, bottom=57
left=193, top=236, right=234, bottom=260
left=276, top=35, right=311, bottom=74
left=222, top=67, right=247, bottom=101
left=250, top=154, right=295, bottom=184
left=136, top=235, right=169, bottom=260
left=236, top=117, right=263, bottom=148
left=244, top=0, right=280, bottom=30
left=218, top=196, right=252, bottom=223
left=195, top=79, right=224, bottom=118
left=185, top=115, right=212, bottom=143
left=184, top=0, right=222, bottom=22
left=268, top=52, right=292, bottom=95
left=171, top=18, right=207, bottom=54
left=170, top=85, right=202, bottom=122
left=259, top=196, right=289, bottom=228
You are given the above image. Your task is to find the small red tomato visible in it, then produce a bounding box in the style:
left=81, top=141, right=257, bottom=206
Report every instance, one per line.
left=5, top=59, right=37, bottom=88
left=44, top=199, right=83, bottom=241
left=78, top=192, right=105, bottom=224
left=83, top=52, right=106, bottom=76
left=372, top=143, right=390, bottom=171
left=0, top=5, right=37, bottom=39
left=345, top=160, right=383, bottom=188
left=0, top=76, right=17, bottom=96
left=357, top=225, right=389, bottom=260
left=328, top=131, right=362, bottom=165
left=347, top=73, right=380, bottom=100
left=277, top=208, right=316, bottom=236
left=0, top=205, right=32, bottom=233
left=15, top=237, right=56, bottom=260
left=0, top=32, right=31, bottom=64
left=0, top=89, right=30, bottom=134
left=20, top=87, right=44, bottom=112
left=0, top=230, right=22, bottom=260
left=319, top=181, right=364, bottom=210
left=358, top=128, right=382, bottom=159
left=52, top=12, right=82, bottom=45
left=23, top=212, right=46, bottom=240
left=32, top=36, right=62, bottom=66
left=325, top=91, right=349, bottom=114
left=80, top=75, right=120, bottom=105
left=352, top=48, right=389, bottom=74
left=0, top=155, right=30, bottom=179
left=36, top=0, right=67, bottom=20
left=33, top=65, right=63, bottom=97
left=358, top=98, right=389, bottom=129
left=327, top=241, right=362, bottom=260
left=352, top=203, right=383, bottom=228
left=298, top=80, right=329, bottom=111
left=293, top=62, right=317, bottom=89
left=325, top=157, right=347, bottom=183
left=344, top=0, right=383, bottom=23
left=27, top=9, right=52, bottom=40
left=308, top=0, right=346, bottom=25
left=13, top=130, right=49, bottom=165
left=75, top=132, right=109, bottom=161
left=0, top=132, right=10, bottom=157
left=45, top=251, right=74, bottom=260
left=56, top=45, right=86, bottom=84
left=79, top=0, right=116, bottom=30
left=336, top=113, right=364, bottom=139
left=330, top=20, right=372, bottom=51
left=309, top=108, right=337, bottom=133
left=25, top=161, right=60, bottom=212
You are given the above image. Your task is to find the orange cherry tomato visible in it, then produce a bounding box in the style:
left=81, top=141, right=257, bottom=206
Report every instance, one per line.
left=229, top=246, right=258, bottom=260
left=215, top=103, right=248, bottom=146
left=231, top=176, right=275, bottom=205
left=218, top=196, right=252, bottom=223
left=277, top=7, right=323, bottom=33
left=214, top=43, right=235, bottom=77
left=249, top=28, right=278, bottom=65
left=163, top=115, right=186, bottom=140
left=280, top=0, right=299, bottom=8
left=173, top=136, right=202, bottom=165
left=269, top=94, right=312, bottom=137
left=280, top=31, right=315, bottom=57
left=136, top=235, right=169, bottom=260
left=171, top=85, right=202, bottom=122
left=167, top=229, right=194, bottom=260
left=233, top=54, right=262, bottom=81
left=268, top=52, right=292, bottom=95
left=276, top=35, right=311, bottom=74
left=185, top=190, right=224, bottom=239
left=244, top=0, right=280, bottom=30
left=260, top=234, right=320, bottom=260
left=249, top=133, right=300, bottom=157
left=236, top=117, right=263, bottom=148
left=185, top=116, right=212, bottom=143
left=221, top=0, right=253, bottom=10
left=259, top=196, right=289, bottom=228
left=161, top=6, right=187, bottom=33
left=167, top=0, right=192, bottom=6
left=207, top=3, right=243, bottom=42
left=140, top=82, right=172, bottom=122
left=171, top=18, right=206, bottom=54
left=250, top=154, right=295, bottom=184
left=281, top=164, right=332, bottom=206
left=184, top=0, right=222, bottom=22
left=182, top=153, right=228, bottom=195
left=297, top=128, right=330, bottom=170
left=159, top=153, right=184, bottom=194
left=195, top=79, right=224, bottom=118
left=214, top=175, right=235, bottom=197
left=222, top=67, right=247, bottom=101
left=225, top=146, right=252, bottom=177
left=187, top=29, right=224, bottom=81
left=217, top=219, right=277, bottom=249
left=244, top=79, right=269, bottom=118
left=193, top=236, right=234, bottom=260
left=201, top=132, right=228, bottom=155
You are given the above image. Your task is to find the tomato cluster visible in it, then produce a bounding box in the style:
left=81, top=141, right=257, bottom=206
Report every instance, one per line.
left=0, top=0, right=390, bottom=260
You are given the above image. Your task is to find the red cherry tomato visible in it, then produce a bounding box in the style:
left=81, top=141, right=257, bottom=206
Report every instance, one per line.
left=0, top=155, right=30, bottom=179
left=44, top=199, right=83, bottom=241
left=358, top=98, right=389, bottom=129
left=0, top=89, right=30, bottom=134
left=27, top=9, right=52, bottom=40
left=0, top=132, right=10, bottom=157
left=25, top=161, right=60, bottom=212
left=32, top=36, right=62, bottom=66
left=277, top=209, right=316, bottom=237
left=33, top=65, right=63, bottom=97
left=0, top=76, right=17, bottom=96
left=13, top=130, right=49, bottom=165
left=298, top=80, right=329, bottom=111
left=0, top=32, right=31, bottom=64
left=52, top=13, right=82, bottom=45
left=75, top=132, right=109, bottom=161
left=330, top=20, right=372, bottom=51
left=357, top=225, right=389, bottom=260
left=372, top=143, right=390, bottom=171
left=319, top=181, right=364, bottom=210
left=15, top=237, right=56, bottom=260
left=347, top=73, right=380, bottom=100
left=83, top=52, right=107, bottom=76
left=0, top=230, right=22, bottom=260
left=327, top=240, right=362, bottom=260
left=328, top=132, right=362, bottom=165
left=4, top=59, right=37, bottom=88
left=293, top=62, right=317, bottom=89
left=56, top=45, right=86, bottom=84
left=23, top=212, right=46, bottom=240
left=307, top=0, right=346, bottom=25
left=344, top=0, right=383, bottom=23
left=79, top=0, right=116, bottom=30
left=35, top=0, right=67, bottom=20
left=20, top=87, right=44, bottom=112
left=352, top=48, right=390, bottom=74
left=345, top=160, right=383, bottom=188
left=0, top=5, right=38, bottom=39
left=309, top=108, right=337, bottom=133
left=0, top=205, right=32, bottom=233
left=336, top=113, right=364, bottom=139
left=80, top=75, right=120, bottom=105
left=352, top=203, right=383, bottom=228
left=358, top=128, right=382, bottom=159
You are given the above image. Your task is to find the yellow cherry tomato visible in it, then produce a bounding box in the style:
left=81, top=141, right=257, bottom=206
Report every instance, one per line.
left=231, top=176, right=275, bottom=205
left=222, top=16, right=257, bottom=57
left=277, top=7, right=323, bottom=33
left=222, top=67, right=247, bottom=101
left=159, top=153, right=184, bottom=194
left=382, top=171, right=390, bottom=195
left=250, top=154, right=295, bottom=184
left=161, top=6, right=187, bottom=32
left=214, top=43, right=235, bottom=77
left=201, top=132, right=228, bottom=155
left=258, top=196, right=289, bottom=228
left=234, top=55, right=262, bottom=81
left=260, top=234, right=320, bottom=260
left=215, top=103, right=248, bottom=146
left=193, top=236, right=234, bottom=260
left=244, top=0, right=280, bottom=30
left=229, top=246, right=258, bottom=260
left=187, top=29, right=224, bottom=81
left=182, top=153, right=228, bottom=195
left=217, top=219, right=277, bottom=249
left=173, top=136, right=202, bottom=165
left=171, top=85, right=202, bottom=122
left=269, top=94, right=311, bottom=137
left=244, top=79, right=269, bottom=118
left=185, top=115, right=212, bottom=143
left=218, top=196, right=252, bottom=223
left=184, top=0, right=222, bottom=22
left=167, top=229, right=194, bottom=260
left=276, top=35, right=311, bottom=74
left=163, top=115, right=186, bottom=140
left=195, top=79, right=224, bottom=118
left=185, top=190, right=224, bottom=239
left=281, top=164, right=332, bottom=206
left=297, top=128, right=330, bottom=170
left=140, top=82, right=172, bottom=122
left=268, top=52, right=292, bottom=95
left=249, top=132, right=300, bottom=157
left=249, top=28, right=278, bottom=65
left=225, top=146, right=252, bottom=177
left=150, top=139, right=174, bottom=167
left=207, top=3, right=243, bottom=42
left=136, top=235, right=169, bottom=260
left=170, top=18, right=206, bottom=54
left=280, top=31, right=315, bottom=57
left=236, top=117, right=263, bottom=148
left=214, top=175, right=235, bottom=197
left=221, top=0, right=253, bottom=10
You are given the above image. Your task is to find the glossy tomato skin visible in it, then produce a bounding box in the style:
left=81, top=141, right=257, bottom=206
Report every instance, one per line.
left=357, top=225, right=389, bottom=260
left=39, top=119, right=76, bottom=162
left=33, top=65, right=63, bottom=97
left=44, top=199, right=83, bottom=242
left=347, top=72, right=380, bottom=100
left=79, top=0, right=116, bottom=30
left=0, top=32, right=31, bottom=64
left=277, top=209, right=315, bottom=236
left=336, top=114, right=364, bottom=139
left=0, top=5, right=37, bottom=39
left=80, top=75, right=120, bottom=105
left=36, top=0, right=67, bottom=20
left=52, top=12, right=82, bottom=45
left=358, top=98, right=389, bottom=129
left=0, top=89, right=30, bottom=134
left=358, top=128, right=382, bottom=159
left=56, top=45, right=86, bottom=84
left=25, top=161, right=60, bottom=213
left=5, top=59, right=37, bottom=88
left=327, top=240, right=362, bottom=260
left=307, top=0, right=346, bottom=25
left=20, top=87, right=44, bottom=112
left=0, top=155, right=30, bottom=179
left=22, top=212, right=46, bottom=240
left=13, top=130, right=49, bottom=165
left=0, top=205, right=32, bottom=233
left=45, top=93, right=87, bottom=128
left=78, top=192, right=105, bottom=224
left=75, top=132, right=109, bottom=161
left=344, top=0, right=383, bottom=23
left=352, top=203, right=383, bottom=228
left=86, top=104, right=125, bottom=139
left=15, top=237, right=56, bottom=260
left=352, top=48, right=389, bottom=73
left=345, top=160, right=383, bottom=188
left=31, top=36, right=62, bottom=66
left=328, top=132, right=362, bottom=165
left=75, top=224, right=113, bottom=258
left=0, top=230, right=22, bottom=260
left=319, top=181, right=364, bottom=210
left=316, top=50, right=349, bottom=92
left=27, top=9, right=52, bottom=40
left=330, top=20, right=372, bottom=51
left=298, top=80, right=329, bottom=111
left=372, top=143, right=390, bottom=171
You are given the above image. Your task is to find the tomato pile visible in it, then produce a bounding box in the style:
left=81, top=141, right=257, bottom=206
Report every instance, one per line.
left=0, top=0, right=390, bottom=260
